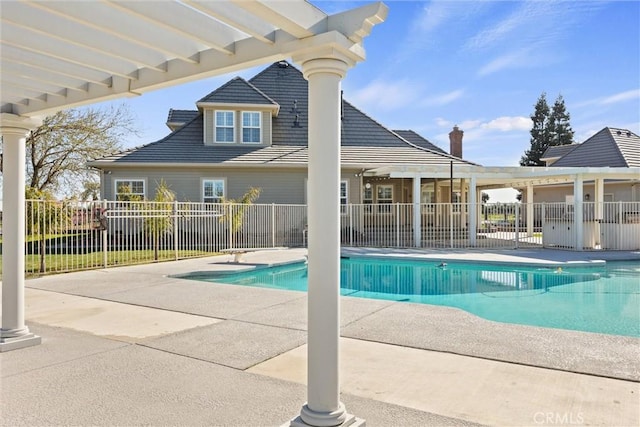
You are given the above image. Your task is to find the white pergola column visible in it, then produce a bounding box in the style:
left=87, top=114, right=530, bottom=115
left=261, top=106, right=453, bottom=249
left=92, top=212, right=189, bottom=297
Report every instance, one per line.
left=574, top=175, right=584, bottom=251
left=293, top=55, right=363, bottom=427
left=0, top=113, right=42, bottom=352
left=468, top=176, right=477, bottom=246
left=526, top=182, right=534, bottom=237
left=413, top=174, right=421, bottom=248
left=594, top=178, right=604, bottom=248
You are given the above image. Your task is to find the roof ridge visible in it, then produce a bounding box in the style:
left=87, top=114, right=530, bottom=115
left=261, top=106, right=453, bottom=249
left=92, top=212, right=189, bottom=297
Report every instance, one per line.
left=242, top=77, right=279, bottom=106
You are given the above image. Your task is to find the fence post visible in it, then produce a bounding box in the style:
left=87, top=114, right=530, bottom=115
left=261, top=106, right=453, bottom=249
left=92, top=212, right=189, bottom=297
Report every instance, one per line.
left=395, top=203, right=400, bottom=247
left=173, top=200, right=179, bottom=260
left=349, top=204, right=353, bottom=246
left=102, top=199, right=108, bottom=268
left=227, top=203, right=233, bottom=249
left=271, top=203, right=276, bottom=247
left=514, top=203, right=520, bottom=249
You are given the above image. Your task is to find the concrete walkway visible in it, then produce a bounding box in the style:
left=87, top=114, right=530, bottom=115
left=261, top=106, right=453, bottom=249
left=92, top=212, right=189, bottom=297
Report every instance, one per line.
left=2, top=248, right=639, bottom=426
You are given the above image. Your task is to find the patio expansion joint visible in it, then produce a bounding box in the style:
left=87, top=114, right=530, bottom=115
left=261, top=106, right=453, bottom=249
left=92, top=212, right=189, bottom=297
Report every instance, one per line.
left=24, top=286, right=227, bottom=322
left=1, top=341, right=132, bottom=380
left=136, top=341, right=254, bottom=372
left=339, top=335, right=640, bottom=384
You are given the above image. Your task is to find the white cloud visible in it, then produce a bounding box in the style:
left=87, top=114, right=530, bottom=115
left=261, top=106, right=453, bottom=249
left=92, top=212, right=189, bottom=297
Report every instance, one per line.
left=477, top=48, right=537, bottom=76
left=480, top=116, right=530, bottom=132
left=602, top=89, right=640, bottom=105
left=348, top=79, right=423, bottom=112
left=575, top=88, right=640, bottom=108
left=435, top=117, right=452, bottom=128
left=421, top=89, right=465, bottom=106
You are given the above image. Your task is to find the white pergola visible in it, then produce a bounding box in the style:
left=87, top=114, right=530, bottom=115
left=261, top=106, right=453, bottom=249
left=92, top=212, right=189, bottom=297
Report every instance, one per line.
left=1, top=1, right=387, bottom=426
left=367, top=164, right=640, bottom=249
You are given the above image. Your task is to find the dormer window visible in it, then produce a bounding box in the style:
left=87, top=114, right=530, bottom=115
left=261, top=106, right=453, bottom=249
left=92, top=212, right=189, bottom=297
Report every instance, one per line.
left=215, top=111, right=235, bottom=143
left=242, top=111, right=261, bottom=144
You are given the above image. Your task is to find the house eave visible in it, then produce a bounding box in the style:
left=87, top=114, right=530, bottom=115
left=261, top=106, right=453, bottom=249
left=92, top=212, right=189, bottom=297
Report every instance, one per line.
left=196, top=102, right=280, bottom=116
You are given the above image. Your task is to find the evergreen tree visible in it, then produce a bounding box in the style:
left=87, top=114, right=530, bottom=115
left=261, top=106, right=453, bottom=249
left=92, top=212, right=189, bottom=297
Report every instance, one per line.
left=549, top=94, right=574, bottom=146
left=520, top=93, right=550, bottom=166
left=520, top=92, right=574, bottom=166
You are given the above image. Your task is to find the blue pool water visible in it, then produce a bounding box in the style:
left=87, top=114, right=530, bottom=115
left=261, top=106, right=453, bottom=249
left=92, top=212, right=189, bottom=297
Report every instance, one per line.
left=180, top=258, right=640, bottom=337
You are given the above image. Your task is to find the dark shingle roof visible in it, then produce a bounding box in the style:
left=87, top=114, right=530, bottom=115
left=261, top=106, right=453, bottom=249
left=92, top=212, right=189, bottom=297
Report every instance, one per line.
left=94, top=61, right=476, bottom=168
left=552, top=127, right=639, bottom=167
left=393, top=130, right=448, bottom=154
left=540, top=144, right=579, bottom=161
left=197, top=76, right=278, bottom=105
left=166, top=109, right=199, bottom=130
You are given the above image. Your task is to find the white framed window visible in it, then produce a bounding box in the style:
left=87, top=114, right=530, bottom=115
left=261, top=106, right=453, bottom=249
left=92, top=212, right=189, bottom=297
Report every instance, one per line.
left=202, top=179, right=225, bottom=203
left=215, top=111, right=235, bottom=143
left=115, top=179, right=145, bottom=201
left=377, top=184, right=393, bottom=213
left=242, top=111, right=261, bottom=144
left=340, top=180, right=348, bottom=215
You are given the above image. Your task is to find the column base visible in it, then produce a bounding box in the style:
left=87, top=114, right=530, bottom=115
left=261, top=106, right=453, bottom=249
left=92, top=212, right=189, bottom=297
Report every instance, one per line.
left=0, top=333, right=42, bottom=352
left=286, top=414, right=365, bottom=427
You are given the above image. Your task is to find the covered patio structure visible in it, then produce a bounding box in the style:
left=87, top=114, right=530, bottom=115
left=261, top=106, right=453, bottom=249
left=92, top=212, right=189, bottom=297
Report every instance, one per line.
left=1, top=1, right=387, bottom=425
left=365, top=164, right=640, bottom=250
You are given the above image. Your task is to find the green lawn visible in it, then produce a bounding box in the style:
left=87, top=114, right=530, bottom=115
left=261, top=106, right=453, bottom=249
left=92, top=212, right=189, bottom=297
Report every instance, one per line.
left=0, top=249, right=215, bottom=277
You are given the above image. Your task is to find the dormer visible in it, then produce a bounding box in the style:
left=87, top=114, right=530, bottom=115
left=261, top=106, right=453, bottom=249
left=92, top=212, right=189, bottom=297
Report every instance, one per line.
left=197, top=77, right=280, bottom=146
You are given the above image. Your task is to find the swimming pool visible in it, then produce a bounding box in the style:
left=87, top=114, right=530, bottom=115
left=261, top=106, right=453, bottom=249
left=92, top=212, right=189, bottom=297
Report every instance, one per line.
left=179, top=258, right=640, bottom=337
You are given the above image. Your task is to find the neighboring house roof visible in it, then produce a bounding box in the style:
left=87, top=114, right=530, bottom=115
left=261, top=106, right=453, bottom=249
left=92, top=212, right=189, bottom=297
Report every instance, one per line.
left=540, top=144, right=580, bottom=162
left=393, top=130, right=447, bottom=154
left=551, top=127, right=640, bottom=167
left=197, top=76, right=278, bottom=106
left=92, top=61, right=475, bottom=168
left=166, top=109, right=198, bottom=130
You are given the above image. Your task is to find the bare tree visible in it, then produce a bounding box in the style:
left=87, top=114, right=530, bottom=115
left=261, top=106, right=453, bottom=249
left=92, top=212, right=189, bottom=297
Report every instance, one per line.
left=0, top=105, right=137, bottom=198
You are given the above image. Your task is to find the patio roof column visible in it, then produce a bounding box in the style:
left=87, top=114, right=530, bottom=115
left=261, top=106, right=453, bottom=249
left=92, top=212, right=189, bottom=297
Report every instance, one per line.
left=0, top=113, right=42, bottom=352
left=574, top=175, right=584, bottom=251
left=594, top=178, right=604, bottom=248
left=294, top=54, right=363, bottom=427
left=468, top=176, right=477, bottom=246
left=413, top=174, right=421, bottom=247
left=526, top=183, right=534, bottom=237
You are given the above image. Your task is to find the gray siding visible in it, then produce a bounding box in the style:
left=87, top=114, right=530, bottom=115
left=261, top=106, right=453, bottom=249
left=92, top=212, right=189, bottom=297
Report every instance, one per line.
left=532, top=182, right=636, bottom=203
left=106, top=167, right=308, bottom=204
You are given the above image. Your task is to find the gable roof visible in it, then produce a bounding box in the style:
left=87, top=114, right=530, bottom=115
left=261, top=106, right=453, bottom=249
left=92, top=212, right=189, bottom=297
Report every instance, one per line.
left=197, top=76, right=278, bottom=106
left=551, top=127, right=639, bottom=167
left=540, top=144, right=580, bottom=161
left=92, top=61, right=476, bottom=168
left=393, top=130, right=447, bottom=154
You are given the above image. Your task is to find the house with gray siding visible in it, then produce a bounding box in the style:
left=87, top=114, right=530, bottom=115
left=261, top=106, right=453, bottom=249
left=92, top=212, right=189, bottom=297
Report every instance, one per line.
left=89, top=61, right=474, bottom=208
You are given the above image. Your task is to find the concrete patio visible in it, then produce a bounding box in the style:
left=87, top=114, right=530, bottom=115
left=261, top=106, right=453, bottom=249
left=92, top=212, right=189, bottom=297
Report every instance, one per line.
left=2, top=248, right=639, bottom=426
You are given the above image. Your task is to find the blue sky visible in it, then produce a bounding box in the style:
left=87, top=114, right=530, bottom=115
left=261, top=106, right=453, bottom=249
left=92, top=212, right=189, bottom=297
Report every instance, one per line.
left=93, top=0, right=639, bottom=200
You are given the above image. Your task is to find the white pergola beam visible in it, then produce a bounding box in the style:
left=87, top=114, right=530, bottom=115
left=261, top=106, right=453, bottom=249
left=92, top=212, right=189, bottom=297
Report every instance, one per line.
left=4, top=3, right=171, bottom=71
left=105, top=1, right=241, bottom=55
left=233, top=0, right=325, bottom=39
left=1, top=46, right=112, bottom=87
left=183, top=0, right=277, bottom=44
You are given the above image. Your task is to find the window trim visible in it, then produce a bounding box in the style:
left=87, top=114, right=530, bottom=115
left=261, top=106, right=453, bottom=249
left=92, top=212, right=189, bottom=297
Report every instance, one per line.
left=241, top=111, right=262, bottom=144
left=114, top=178, right=146, bottom=201
left=340, top=180, right=348, bottom=215
left=201, top=178, right=226, bottom=204
left=214, top=110, right=235, bottom=143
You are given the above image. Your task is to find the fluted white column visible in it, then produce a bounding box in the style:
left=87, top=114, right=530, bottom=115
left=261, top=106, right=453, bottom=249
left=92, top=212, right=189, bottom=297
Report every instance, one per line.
left=0, top=113, right=42, bottom=352
left=290, top=56, right=363, bottom=427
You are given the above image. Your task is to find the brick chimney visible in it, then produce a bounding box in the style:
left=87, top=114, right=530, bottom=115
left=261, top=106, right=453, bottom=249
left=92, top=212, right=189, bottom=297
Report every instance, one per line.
left=449, top=125, right=463, bottom=158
